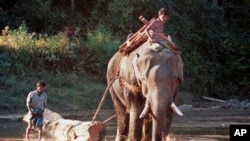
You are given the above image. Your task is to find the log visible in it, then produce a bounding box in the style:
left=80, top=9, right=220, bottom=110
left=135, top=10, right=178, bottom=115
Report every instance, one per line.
left=201, top=96, right=226, bottom=103
left=44, top=119, right=104, bottom=141
left=23, top=108, right=105, bottom=141
left=23, top=108, right=63, bottom=123
left=119, top=16, right=155, bottom=56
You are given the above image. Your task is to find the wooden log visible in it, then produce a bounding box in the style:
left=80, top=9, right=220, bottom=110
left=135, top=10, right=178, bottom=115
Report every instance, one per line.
left=201, top=96, right=226, bottom=103
left=23, top=108, right=105, bottom=141
left=23, top=108, right=63, bottom=123
left=119, top=16, right=155, bottom=56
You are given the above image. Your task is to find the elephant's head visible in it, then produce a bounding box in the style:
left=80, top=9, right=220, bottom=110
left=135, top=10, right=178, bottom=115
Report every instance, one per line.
left=132, top=47, right=183, bottom=140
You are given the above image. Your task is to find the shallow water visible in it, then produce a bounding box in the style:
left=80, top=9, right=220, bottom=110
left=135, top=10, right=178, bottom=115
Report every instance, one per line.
left=0, top=119, right=26, bottom=137
left=0, top=119, right=229, bottom=141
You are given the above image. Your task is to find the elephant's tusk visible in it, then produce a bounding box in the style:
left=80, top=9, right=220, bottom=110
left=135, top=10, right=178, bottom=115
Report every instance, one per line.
left=139, top=105, right=149, bottom=119
left=171, top=103, right=183, bottom=116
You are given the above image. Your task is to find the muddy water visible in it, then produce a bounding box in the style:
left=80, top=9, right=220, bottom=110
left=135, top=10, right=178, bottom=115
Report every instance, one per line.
left=0, top=119, right=229, bottom=141
left=0, top=119, right=27, bottom=140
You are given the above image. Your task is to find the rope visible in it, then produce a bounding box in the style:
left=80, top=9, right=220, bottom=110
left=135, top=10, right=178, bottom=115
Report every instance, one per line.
left=91, top=77, right=117, bottom=123
left=91, top=54, right=124, bottom=123
left=102, top=114, right=116, bottom=124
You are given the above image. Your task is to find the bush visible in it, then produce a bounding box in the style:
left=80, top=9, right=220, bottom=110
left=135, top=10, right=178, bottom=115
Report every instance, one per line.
left=83, top=24, right=120, bottom=78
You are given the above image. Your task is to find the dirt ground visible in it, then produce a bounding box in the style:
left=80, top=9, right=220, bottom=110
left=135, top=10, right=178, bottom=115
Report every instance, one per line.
left=173, top=101, right=250, bottom=128
left=0, top=99, right=250, bottom=141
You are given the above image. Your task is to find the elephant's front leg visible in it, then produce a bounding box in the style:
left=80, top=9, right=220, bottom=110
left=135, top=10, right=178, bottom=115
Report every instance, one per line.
left=142, top=115, right=152, bottom=141
left=127, top=108, right=143, bottom=141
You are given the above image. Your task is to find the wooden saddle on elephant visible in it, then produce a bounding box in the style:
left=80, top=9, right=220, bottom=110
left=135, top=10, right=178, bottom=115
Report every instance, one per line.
left=119, top=16, right=155, bottom=56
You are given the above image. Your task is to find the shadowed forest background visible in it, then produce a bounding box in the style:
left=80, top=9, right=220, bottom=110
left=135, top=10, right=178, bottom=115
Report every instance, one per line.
left=0, top=0, right=249, bottom=114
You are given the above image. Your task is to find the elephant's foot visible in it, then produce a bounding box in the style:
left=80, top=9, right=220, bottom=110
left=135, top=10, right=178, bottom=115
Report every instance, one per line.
left=115, top=135, right=126, bottom=141
left=139, top=105, right=149, bottom=118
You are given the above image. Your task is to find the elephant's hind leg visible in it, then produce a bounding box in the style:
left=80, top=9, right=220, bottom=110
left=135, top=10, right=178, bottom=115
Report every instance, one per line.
left=109, top=87, right=129, bottom=141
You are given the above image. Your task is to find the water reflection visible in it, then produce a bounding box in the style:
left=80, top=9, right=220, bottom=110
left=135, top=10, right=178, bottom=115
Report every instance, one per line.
left=0, top=119, right=26, bottom=138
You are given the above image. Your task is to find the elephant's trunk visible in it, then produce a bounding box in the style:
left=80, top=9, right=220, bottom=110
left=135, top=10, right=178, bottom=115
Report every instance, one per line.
left=150, top=102, right=183, bottom=141
left=152, top=115, right=164, bottom=141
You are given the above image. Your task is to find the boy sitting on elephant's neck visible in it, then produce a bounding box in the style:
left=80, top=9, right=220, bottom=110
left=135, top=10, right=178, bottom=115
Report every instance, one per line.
left=145, top=8, right=178, bottom=51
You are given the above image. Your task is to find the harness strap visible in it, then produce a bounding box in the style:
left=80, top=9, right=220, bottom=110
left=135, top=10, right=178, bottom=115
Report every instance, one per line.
left=119, top=78, right=142, bottom=93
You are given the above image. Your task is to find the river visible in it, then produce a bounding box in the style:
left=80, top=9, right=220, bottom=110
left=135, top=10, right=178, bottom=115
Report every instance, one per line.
left=0, top=118, right=229, bottom=141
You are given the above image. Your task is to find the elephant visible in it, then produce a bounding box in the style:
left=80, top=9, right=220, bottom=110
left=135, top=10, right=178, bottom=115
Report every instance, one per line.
left=106, top=41, right=184, bottom=141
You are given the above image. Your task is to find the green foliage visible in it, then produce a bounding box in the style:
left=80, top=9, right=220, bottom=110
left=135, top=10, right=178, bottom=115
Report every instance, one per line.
left=25, top=0, right=68, bottom=34
left=0, top=72, right=112, bottom=114
left=47, top=73, right=104, bottom=111
left=0, top=0, right=250, bottom=114
left=165, top=0, right=232, bottom=98
left=220, top=33, right=250, bottom=97
left=1, top=0, right=68, bottom=34
left=1, top=23, right=69, bottom=74
left=0, top=22, right=120, bottom=79
left=0, top=51, right=12, bottom=74
left=0, top=22, right=120, bottom=113
left=84, top=24, right=120, bottom=77
left=90, top=0, right=160, bottom=36
left=223, top=0, right=250, bottom=33
left=107, top=0, right=134, bottom=31
left=0, top=74, right=39, bottom=113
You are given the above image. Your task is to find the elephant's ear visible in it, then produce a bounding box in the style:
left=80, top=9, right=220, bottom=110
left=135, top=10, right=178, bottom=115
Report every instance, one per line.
left=133, top=53, right=151, bottom=81
left=134, top=52, right=151, bottom=96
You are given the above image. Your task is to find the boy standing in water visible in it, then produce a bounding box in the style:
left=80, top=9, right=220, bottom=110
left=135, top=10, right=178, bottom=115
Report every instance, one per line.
left=25, top=80, right=47, bottom=141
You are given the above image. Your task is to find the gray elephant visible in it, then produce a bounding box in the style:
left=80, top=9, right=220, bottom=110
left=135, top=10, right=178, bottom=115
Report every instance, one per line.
left=107, top=41, right=183, bottom=141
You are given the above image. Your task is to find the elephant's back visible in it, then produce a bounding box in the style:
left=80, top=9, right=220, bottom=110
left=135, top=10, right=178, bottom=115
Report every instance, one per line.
left=107, top=52, right=123, bottom=81
left=134, top=41, right=176, bottom=61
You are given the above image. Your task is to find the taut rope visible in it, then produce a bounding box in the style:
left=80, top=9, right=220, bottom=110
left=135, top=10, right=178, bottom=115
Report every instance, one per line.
left=102, top=114, right=116, bottom=124
left=91, top=77, right=117, bottom=123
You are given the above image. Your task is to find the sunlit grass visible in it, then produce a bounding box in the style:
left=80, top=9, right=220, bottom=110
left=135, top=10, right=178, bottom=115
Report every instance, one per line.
left=0, top=23, right=119, bottom=115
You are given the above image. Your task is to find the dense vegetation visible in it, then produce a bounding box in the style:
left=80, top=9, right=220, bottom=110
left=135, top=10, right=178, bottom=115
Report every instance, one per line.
left=0, top=0, right=249, bottom=114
